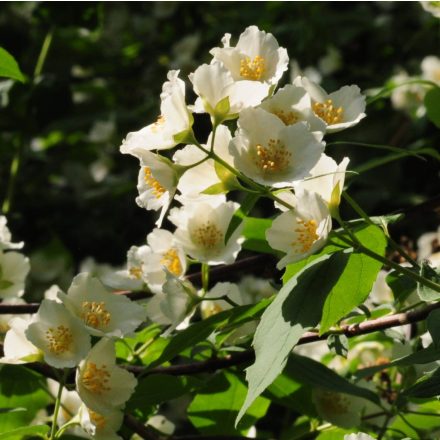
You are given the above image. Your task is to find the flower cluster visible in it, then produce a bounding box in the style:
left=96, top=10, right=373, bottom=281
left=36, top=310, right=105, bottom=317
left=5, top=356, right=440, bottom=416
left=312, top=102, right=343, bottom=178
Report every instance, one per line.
left=118, top=25, right=365, bottom=327
left=1, top=235, right=146, bottom=439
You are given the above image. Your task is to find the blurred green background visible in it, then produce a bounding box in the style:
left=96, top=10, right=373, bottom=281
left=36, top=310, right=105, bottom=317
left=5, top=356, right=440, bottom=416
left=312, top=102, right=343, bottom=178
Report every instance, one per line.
left=0, top=2, right=439, bottom=296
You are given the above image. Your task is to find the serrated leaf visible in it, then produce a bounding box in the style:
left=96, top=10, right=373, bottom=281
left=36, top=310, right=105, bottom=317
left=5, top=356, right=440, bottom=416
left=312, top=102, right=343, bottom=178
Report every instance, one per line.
left=402, top=367, right=440, bottom=398
left=237, top=253, right=350, bottom=425
left=0, top=424, right=50, bottom=439
left=188, top=371, right=269, bottom=435
left=225, top=193, right=260, bottom=244
left=425, top=87, right=440, bottom=128
left=0, top=47, right=25, bottom=83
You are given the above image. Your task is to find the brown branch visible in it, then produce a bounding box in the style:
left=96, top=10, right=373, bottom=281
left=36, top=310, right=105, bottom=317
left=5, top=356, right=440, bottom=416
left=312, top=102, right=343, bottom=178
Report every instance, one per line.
left=125, top=301, right=440, bottom=377
left=124, top=414, right=162, bottom=440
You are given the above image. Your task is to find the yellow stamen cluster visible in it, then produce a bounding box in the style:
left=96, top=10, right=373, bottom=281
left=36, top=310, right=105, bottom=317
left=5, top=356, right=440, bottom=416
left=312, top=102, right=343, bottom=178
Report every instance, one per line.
left=81, top=301, right=111, bottom=329
left=202, top=302, right=224, bottom=319
left=129, top=266, right=143, bottom=280
left=293, top=218, right=319, bottom=253
left=312, top=99, right=343, bottom=125
left=144, top=167, right=165, bottom=199
left=82, top=362, right=111, bottom=395
left=160, top=248, right=183, bottom=276
left=255, top=139, right=291, bottom=173
left=273, top=109, right=300, bottom=125
left=240, top=55, right=266, bottom=81
left=151, top=114, right=165, bottom=133
left=89, top=410, right=107, bottom=429
left=46, top=325, right=73, bottom=354
left=192, top=221, right=223, bottom=249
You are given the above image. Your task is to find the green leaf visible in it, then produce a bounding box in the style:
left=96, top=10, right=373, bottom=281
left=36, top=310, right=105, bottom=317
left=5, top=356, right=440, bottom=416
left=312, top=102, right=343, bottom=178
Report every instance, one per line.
left=0, top=366, right=51, bottom=434
left=417, top=262, right=440, bottom=301
left=201, top=182, right=229, bottom=195
left=236, top=253, right=349, bottom=425
left=286, top=353, right=380, bottom=405
left=224, top=193, right=260, bottom=244
left=425, top=87, right=440, bottom=128
left=386, top=270, right=417, bottom=303
left=403, top=367, right=440, bottom=398
left=0, top=280, right=13, bottom=290
left=127, top=374, right=202, bottom=415
left=319, top=224, right=387, bottom=334
left=188, top=371, right=269, bottom=435
left=428, top=309, right=440, bottom=348
left=242, top=216, right=276, bottom=254
left=213, top=96, right=231, bottom=124
left=214, top=161, right=239, bottom=190
left=0, top=424, right=50, bottom=439
left=0, top=47, right=25, bottom=82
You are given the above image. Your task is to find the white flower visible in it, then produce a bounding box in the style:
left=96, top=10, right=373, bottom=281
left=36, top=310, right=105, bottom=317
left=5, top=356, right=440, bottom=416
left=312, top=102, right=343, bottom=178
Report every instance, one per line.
left=259, top=84, right=326, bottom=132
left=296, top=76, right=366, bottom=133
left=421, top=1, right=440, bottom=18
left=0, top=216, right=23, bottom=250
left=173, top=125, right=234, bottom=203
left=79, top=404, right=124, bottom=440
left=146, top=271, right=195, bottom=329
left=58, top=273, right=147, bottom=338
left=200, top=282, right=242, bottom=319
left=366, top=270, right=393, bottom=306
left=76, top=338, right=137, bottom=415
left=126, top=245, right=150, bottom=284
left=0, top=250, right=30, bottom=299
left=1, top=316, right=42, bottom=364
left=169, top=199, right=244, bottom=265
left=120, top=70, right=191, bottom=153
left=293, top=153, right=350, bottom=207
left=190, top=62, right=269, bottom=118
left=229, top=107, right=325, bottom=187
left=131, top=150, right=178, bottom=227
left=421, top=55, right=440, bottom=85
left=417, top=226, right=440, bottom=261
left=266, top=190, right=332, bottom=269
left=344, top=433, right=376, bottom=440
left=142, top=228, right=186, bottom=293
left=210, top=25, right=289, bottom=85
left=238, top=275, right=277, bottom=302
left=389, top=70, right=426, bottom=118
left=25, top=299, right=91, bottom=368
left=147, top=415, right=175, bottom=435
left=0, top=297, right=29, bottom=334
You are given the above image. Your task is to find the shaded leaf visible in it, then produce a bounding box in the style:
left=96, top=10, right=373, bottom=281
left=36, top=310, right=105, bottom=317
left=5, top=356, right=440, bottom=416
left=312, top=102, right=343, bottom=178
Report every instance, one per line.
left=0, top=47, right=25, bottom=82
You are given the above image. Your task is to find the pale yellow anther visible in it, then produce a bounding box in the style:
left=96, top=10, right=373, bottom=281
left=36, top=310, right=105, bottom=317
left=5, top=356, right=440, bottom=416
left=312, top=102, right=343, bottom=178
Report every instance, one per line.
left=192, top=221, right=223, bottom=249
left=160, top=248, right=183, bottom=276
left=273, top=109, right=300, bottom=125
left=151, top=115, right=166, bottom=133
left=292, top=218, right=319, bottom=253
left=81, top=362, right=111, bottom=395
left=144, top=167, right=166, bottom=199
left=81, top=301, right=111, bottom=329
left=240, top=55, right=266, bottom=81
left=129, top=266, right=143, bottom=280
left=254, top=139, right=291, bottom=173
left=312, top=99, right=344, bottom=125
left=46, top=325, right=73, bottom=354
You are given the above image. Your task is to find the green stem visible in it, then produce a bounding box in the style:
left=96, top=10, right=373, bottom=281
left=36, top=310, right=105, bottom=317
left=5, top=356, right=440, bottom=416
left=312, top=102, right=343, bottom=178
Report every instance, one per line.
left=201, top=263, right=210, bottom=293
left=342, top=192, right=420, bottom=269
left=210, top=124, right=218, bottom=153
left=2, top=138, right=23, bottom=214
left=34, top=27, right=54, bottom=78
left=49, top=370, right=67, bottom=440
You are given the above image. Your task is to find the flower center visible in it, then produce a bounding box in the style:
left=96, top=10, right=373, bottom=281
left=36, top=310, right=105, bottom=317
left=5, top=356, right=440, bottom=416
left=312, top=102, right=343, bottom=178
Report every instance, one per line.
left=254, top=139, right=291, bottom=173
left=240, top=55, right=266, bottom=81
left=151, top=115, right=166, bottom=132
left=202, top=302, right=224, bottom=319
left=293, top=218, right=319, bottom=253
left=129, top=266, right=143, bottom=279
left=81, top=362, right=111, bottom=395
left=81, top=301, right=111, bottom=329
left=192, top=221, right=223, bottom=249
left=273, top=109, right=300, bottom=125
left=160, top=248, right=183, bottom=276
left=144, top=167, right=166, bottom=199
left=89, top=409, right=106, bottom=429
left=312, top=99, right=343, bottom=125
left=46, top=325, right=73, bottom=354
